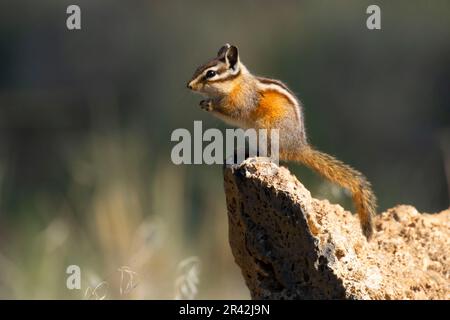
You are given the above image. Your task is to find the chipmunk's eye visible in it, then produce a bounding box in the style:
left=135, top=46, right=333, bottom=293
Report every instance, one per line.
left=205, top=70, right=216, bottom=79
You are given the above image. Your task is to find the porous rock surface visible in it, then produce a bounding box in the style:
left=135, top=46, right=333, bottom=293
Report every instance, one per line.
left=223, top=157, right=449, bottom=299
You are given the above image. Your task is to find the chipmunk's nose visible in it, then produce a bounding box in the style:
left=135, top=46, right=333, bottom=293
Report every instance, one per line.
left=187, top=82, right=193, bottom=90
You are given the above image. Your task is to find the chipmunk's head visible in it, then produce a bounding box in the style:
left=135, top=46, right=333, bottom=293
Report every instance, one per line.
left=187, top=44, right=243, bottom=96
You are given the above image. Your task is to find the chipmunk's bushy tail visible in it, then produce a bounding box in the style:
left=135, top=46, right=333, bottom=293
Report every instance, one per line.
left=287, top=146, right=377, bottom=240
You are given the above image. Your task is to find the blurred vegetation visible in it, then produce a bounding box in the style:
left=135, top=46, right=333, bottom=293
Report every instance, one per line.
left=0, top=0, right=449, bottom=299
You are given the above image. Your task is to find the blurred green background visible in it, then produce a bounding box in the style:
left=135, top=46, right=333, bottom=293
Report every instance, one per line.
left=0, top=0, right=449, bottom=299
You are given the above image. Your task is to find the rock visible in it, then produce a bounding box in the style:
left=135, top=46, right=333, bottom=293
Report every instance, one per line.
left=223, top=157, right=449, bottom=299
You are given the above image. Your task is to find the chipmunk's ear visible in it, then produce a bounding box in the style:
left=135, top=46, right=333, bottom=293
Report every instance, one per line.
left=217, top=43, right=231, bottom=59
left=225, top=45, right=239, bottom=70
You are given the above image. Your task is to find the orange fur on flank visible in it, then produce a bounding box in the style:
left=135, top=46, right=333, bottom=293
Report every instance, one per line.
left=250, top=90, right=289, bottom=126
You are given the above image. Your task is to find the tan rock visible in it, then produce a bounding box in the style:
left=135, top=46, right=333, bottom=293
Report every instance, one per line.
left=223, top=157, right=449, bottom=299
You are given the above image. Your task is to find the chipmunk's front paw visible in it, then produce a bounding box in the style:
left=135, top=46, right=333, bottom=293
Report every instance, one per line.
left=199, top=99, right=213, bottom=112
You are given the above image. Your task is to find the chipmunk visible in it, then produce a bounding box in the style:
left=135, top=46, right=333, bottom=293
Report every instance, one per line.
left=187, top=44, right=377, bottom=240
